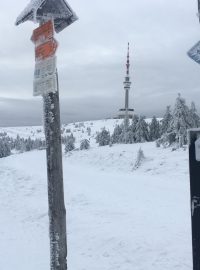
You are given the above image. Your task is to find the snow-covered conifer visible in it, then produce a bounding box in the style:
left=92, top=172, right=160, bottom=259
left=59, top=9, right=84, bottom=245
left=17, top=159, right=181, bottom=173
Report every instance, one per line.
left=135, top=116, right=149, bottom=142
left=125, top=130, right=135, bottom=144
left=65, top=134, right=75, bottom=153
left=125, top=114, right=139, bottom=144
left=189, top=101, right=200, bottom=128
left=80, top=139, right=90, bottom=150
left=149, top=116, right=160, bottom=141
left=161, top=106, right=172, bottom=134
left=25, top=137, right=33, bottom=151
left=133, top=148, right=145, bottom=170
left=96, top=128, right=110, bottom=146
left=15, top=135, right=22, bottom=151
left=87, top=127, right=91, bottom=136
left=0, top=138, right=11, bottom=158
left=111, top=125, right=123, bottom=144
left=171, top=93, right=191, bottom=145
left=123, top=117, right=130, bottom=132
left=130, top=114, right=139, bottom=134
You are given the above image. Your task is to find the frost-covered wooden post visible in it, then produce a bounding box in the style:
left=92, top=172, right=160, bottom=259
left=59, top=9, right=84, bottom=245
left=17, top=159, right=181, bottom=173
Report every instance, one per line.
left=187, top=2, right=200, bottom=269
left=188, top=129, right=200, bottom=270
left=15, top=1, right=78, bottom=269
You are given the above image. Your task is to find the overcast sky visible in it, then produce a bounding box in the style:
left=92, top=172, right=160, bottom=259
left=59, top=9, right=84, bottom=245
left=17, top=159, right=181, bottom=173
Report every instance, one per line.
left=0, top=0, right=200, bottom=126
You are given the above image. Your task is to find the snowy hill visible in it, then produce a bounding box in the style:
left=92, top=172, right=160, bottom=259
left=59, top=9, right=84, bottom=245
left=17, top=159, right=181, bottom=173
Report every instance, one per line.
left=0, top=119, right=120, bottom=140
left=0, top=118, right=162, bottom=145
left=0, top=119, right=192, bottom=270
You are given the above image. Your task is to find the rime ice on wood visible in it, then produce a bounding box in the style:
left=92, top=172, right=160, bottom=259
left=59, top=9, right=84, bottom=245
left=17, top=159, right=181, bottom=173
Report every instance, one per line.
left=187, top=9, right=200, bottom=268
left=15, top=1, right=78, bottom=270
left=187, top=41, right=200, bottom=65
left=15, top=0, right=78, bottom=33
left=16, top=0, right=46, bottom=24
left=188, top=129, right=200, bottom=270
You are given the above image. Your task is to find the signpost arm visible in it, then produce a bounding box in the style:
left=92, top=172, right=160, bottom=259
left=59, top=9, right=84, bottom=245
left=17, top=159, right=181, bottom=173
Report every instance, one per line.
left=43, top=70, right=67, bottom=270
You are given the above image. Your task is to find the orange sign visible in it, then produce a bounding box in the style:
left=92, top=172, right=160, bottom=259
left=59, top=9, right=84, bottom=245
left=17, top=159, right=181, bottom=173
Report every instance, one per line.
left=35, top=39, right=58, bottom=60
left=31, top=20, right=54, bottom=44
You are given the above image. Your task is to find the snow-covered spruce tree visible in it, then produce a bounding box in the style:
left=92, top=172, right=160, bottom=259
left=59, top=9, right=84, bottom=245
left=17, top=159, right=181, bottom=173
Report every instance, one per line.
left=160, top=105, right=173, bottom=135
left=133, top=148, right=145, bottom=170
left=135, top=116, right=149, bottom=143
left=189, top=101, right=200, bottom=128
left=14, top=135, right=23, bottom=151
left=96, top=131, right=101, bottom=144
left=111, top=124, right=123, bottom=144
left=12, top=135, right=46, bottom=152
left=170, top=93, right=191, bottom=146
left=125, top=129, right=135, bottom=144
left=96, top=128, right=111, bottom=146
left=110, top=123, right=129, bottom=144
left=19, top=139, right=26, bottom=153
left=87, top=127, right=91, bottom=136
left=130, top=114, right=139, bottom=134
left=149, top=116, right=160, bottom=141
left=0, top=138, right=11, bottom=158
left=0, top=135, right=14, bottom=150
left=0, top=132, right=7, bottom=137
left=121, top=118, right=140, bottom=144
left=33, top=138, right=46, bottom=150
left=80, top=139, right=90, bottom=150
left=156, top=132, right=176, bottom=148
left=123, top=116, right=130, bottom=132
left=110, top=115, right=141, bottom=145
left=65, top=134, right=75, bottom=153
left=119, top=123, right=131, bottom=144
left=25, top=137, right=33, bottom=151
left=124, top=114, right=139, bottom=144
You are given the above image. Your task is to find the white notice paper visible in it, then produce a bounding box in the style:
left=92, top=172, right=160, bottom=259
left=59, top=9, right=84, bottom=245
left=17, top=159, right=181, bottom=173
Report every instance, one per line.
left=33, top=73, right=57, bottom=96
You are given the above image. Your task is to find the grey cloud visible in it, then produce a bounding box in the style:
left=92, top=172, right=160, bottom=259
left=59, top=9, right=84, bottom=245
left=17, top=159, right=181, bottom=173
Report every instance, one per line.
left=0, top=0, right=200, bottom=126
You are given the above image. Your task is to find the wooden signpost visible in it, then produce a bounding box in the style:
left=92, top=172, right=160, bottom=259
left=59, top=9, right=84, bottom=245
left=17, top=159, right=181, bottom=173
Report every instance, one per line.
left=16, top=1, right=78, bottom=269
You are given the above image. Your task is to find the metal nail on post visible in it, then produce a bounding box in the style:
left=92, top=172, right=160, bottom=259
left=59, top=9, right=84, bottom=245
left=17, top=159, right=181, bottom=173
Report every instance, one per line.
left=15, top=1, right=78, bottom=269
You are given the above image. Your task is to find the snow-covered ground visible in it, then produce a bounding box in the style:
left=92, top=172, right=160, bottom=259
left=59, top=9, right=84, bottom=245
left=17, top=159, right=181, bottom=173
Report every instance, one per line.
left=0, top=118, right=162, bottom=141
left=0, top=119, right=192, bottom=270
left=0, top=119, right=119, bottom=139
